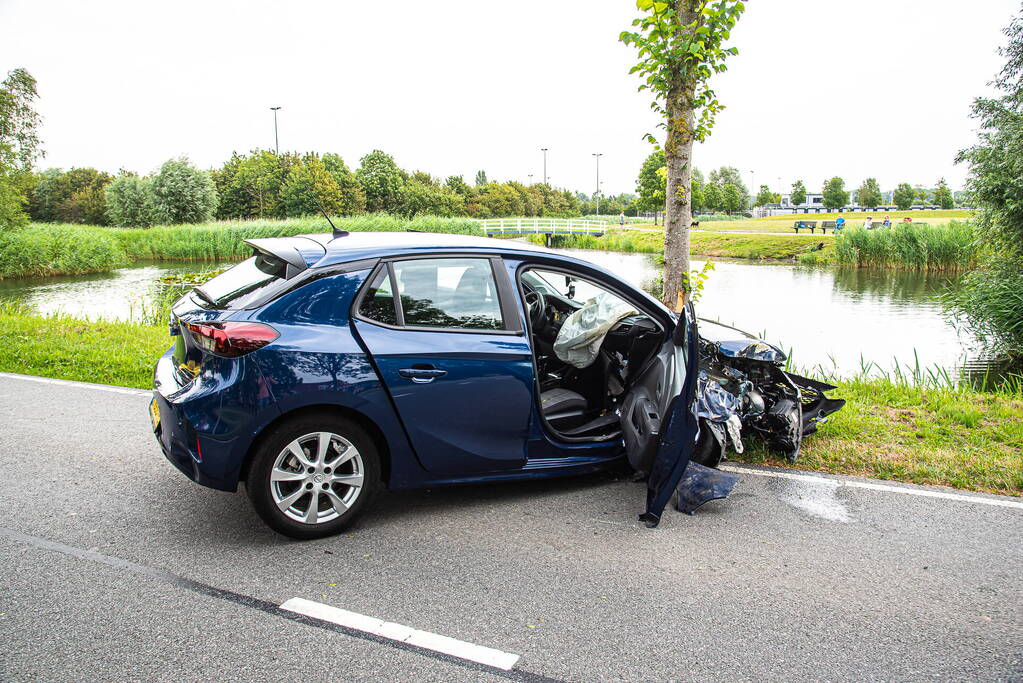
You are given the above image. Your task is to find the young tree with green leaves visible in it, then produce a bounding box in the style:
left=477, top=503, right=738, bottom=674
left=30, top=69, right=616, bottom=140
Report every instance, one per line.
left=621, top=0, right=746, bottom=305
left=755, top=184, right=776, bottom=206
left=357, top=150, right=405, bottom=213
left=721, top=183, right=741, bottom=213
left=821, top=176, right=849, bottom=210
left=474, top=170, right=488, bottom=186
left=321, top=153, right=366, bottom=215
left=280, top=155, right=344, bottom=217
left=933, top=177, right=954, bottom=209
left=151, top=157, right=218, bottom=224
left=635, top=149, right=666, bottom=222
left=708, top=167, right=749, bottom=209
left=789, top=179, right=807, bottom=206
left=0, top=68, right=42, bottom=228
left=702, top=182, right=722, bottom=212
left=947, top=7, right=1023, bottom=354
left=855, top=177, right=883, bottom=207
left=892, top=183, right=915, bottom=210
left=105, top=173, right=155, bottom=227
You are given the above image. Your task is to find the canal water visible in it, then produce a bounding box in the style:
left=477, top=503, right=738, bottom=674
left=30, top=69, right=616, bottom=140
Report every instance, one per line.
left=0, top=251, right=997, bottom=380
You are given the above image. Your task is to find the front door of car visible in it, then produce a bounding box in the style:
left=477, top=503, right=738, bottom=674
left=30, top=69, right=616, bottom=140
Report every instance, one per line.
left=618, top=299, right=700, bottom=526
left=352, top=256, right=534, bottom=475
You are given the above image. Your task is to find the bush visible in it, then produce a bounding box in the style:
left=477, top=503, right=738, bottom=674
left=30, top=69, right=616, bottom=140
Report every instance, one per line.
left=105, top=174, right=155, bottom=227
left=943, top=255, right=1023, bottom=354
left=151, top=157, right=218, bottom=224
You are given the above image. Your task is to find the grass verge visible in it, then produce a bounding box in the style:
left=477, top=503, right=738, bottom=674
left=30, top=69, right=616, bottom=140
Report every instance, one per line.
left=1, top=306, right=1019, bottom=496
left=732, top=377, right=1022, bottom=497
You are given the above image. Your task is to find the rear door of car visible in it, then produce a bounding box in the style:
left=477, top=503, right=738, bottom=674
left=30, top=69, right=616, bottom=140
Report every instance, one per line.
left=351, top=255, right=535, bottom=475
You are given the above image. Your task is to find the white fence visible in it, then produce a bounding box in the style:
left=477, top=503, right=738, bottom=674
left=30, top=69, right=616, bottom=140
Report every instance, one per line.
left=477, top=218, right=609, bottom=235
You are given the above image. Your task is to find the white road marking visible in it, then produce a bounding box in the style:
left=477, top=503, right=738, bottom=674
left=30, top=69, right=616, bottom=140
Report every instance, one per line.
left=0, top=372, right=150, bottom=397
left=280, top=597, right=521, bottom=671
left=720, top=463, right=1023, bottom=510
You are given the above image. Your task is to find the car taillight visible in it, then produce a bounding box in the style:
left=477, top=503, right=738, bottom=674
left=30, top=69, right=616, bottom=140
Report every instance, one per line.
left=184, top=321, right=279, bottom=358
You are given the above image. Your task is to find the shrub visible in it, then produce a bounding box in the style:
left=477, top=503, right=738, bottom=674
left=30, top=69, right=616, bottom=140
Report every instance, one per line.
left=105, top=174, right=156, bottom=227
left=151, top=157, right=218, bottom=224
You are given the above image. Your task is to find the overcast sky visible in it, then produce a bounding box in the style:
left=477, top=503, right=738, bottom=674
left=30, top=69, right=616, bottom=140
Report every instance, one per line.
left=1, top=0, right=1019, bottom=195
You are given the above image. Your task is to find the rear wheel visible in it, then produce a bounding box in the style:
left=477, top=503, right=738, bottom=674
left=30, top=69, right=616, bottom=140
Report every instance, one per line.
left=246, top=415, right=381, bottom=539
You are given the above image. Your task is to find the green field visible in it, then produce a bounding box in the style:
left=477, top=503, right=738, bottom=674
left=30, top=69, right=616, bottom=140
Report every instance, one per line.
left=1, top=305, right=1018, bottom=496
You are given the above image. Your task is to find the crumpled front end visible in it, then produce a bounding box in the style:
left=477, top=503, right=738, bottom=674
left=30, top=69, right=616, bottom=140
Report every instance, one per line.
left=693, top=324, right=846, bottom=466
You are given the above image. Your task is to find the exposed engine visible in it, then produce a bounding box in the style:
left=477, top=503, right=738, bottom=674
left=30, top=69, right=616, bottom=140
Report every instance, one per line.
left=694, top=324, right=846, bottom=467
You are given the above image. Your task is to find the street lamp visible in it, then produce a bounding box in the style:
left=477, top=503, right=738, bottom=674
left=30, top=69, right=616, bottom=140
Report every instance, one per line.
left=540, top=148, right=549, bottom=184
left=528, top=174, right=533, bottom=185
left=270, top=106, right=281, bottom=155
left=592, top=153, right=603, bottom=215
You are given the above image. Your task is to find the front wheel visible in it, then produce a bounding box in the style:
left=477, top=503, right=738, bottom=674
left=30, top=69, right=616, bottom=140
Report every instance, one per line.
left=246, top=415, right=381, bottom=539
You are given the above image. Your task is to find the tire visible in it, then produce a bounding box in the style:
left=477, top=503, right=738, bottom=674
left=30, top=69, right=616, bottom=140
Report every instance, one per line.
left=690, top=418, right=722, bottom=467
left=246, top=414, right=381, bottom=539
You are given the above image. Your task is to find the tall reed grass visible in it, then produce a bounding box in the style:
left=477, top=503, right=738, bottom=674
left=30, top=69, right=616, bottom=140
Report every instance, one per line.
left=1, top=215, right=483, bottom=279
left=0, top=224, right=128, bottom=279
left=833, top=221, right=978, bottom=271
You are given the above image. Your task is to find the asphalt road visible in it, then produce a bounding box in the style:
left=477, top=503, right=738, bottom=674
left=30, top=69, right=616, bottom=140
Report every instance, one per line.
left=1, top=372, right=1020, bottom=682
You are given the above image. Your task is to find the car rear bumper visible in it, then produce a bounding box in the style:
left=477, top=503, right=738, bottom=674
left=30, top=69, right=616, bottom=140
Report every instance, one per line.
left=151, top=352, right=253, bottom=492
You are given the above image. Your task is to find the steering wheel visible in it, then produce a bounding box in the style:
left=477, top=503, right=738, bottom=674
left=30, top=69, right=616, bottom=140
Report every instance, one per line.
left=524, top=289, right=547, bottom=329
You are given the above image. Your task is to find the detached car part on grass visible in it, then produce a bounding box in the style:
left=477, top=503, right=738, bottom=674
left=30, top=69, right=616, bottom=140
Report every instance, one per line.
left=149, top=230, right=844, bottom=538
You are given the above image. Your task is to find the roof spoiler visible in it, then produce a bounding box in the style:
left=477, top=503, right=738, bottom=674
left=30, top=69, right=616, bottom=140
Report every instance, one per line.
left=244, top=237, right=326, bottom=279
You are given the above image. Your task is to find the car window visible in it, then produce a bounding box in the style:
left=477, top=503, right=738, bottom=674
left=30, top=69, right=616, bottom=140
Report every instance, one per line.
left=196, top=253, right=286, bottom=309
left=393, top=258, right=503, bottom=330
left=359, top=268, right=399, bottom=325
left=526, top=269, right=629, bottom=309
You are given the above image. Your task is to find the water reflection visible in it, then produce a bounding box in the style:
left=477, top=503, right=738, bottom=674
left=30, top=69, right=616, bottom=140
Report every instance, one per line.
left=554, top=248, right=999, bottom=380
left=0, top=261, right=225, bottom=322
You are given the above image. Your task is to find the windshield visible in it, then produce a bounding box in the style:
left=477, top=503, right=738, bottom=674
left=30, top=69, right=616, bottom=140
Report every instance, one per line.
left=196, top=253, right=287, bottom=309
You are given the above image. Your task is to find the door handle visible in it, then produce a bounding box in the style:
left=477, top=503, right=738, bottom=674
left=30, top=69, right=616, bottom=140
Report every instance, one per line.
left=398, top=366, right=448, bottom=383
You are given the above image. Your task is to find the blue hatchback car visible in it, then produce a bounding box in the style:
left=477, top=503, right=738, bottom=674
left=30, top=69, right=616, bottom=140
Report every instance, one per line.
left=150, top=230, right=707, bottom=537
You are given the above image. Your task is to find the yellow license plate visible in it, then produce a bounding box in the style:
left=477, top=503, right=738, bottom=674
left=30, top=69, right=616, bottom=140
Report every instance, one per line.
left=149, top=398, right=161, bottom=431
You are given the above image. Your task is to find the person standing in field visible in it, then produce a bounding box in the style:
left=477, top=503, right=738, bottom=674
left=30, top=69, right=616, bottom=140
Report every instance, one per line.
left=863, top=215, right=874, bottom=229
left=835, top=214, right=846, bottom=230
left=619, top=211, right=626, bottom=227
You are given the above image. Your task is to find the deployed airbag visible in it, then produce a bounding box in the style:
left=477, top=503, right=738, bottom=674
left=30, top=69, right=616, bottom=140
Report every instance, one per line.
left=553, top=293, right=636, bottom=368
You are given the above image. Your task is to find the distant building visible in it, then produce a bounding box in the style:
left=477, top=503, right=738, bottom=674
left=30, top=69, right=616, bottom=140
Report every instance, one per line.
left=756, top=189, right=939, bottom=217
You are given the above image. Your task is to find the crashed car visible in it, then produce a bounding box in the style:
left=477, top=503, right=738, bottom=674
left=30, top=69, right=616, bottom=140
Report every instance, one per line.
left=150, top=229, right=843, bottom=538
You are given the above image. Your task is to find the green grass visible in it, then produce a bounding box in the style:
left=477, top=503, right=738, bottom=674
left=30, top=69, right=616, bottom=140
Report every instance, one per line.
left=0, top=304, right=170, bottom=388
left=832, top=221, right=978, bottom=271
left=731, top=376, right=1023, bottom=496
left=539, top=229, right=837, bottom=261
left=1, top=304, right=1018, bottom=496
left=0, top=215, right=483, bottom=279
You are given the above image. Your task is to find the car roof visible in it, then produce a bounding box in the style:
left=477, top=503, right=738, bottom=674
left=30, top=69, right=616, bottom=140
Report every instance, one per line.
left=291, top=231, right=556, bottom=268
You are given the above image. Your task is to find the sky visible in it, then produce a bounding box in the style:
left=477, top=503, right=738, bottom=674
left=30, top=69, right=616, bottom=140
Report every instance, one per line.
left=1, top=0, right=1019, bottom=196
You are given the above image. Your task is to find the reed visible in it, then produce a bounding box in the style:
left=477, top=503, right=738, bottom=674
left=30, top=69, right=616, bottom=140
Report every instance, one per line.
left=833, top=221, right=978, bottom=271
left=0, top=224, right=128, bottom=279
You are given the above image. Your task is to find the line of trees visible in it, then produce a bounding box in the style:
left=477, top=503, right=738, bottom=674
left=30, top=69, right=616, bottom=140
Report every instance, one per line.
left=785, top=176, right=957, bottom=211
left=19, top=149, right=591, bottom=228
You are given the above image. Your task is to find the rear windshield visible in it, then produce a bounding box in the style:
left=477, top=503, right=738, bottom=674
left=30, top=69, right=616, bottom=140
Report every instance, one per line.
left=196, top=253, right=287, bottom=309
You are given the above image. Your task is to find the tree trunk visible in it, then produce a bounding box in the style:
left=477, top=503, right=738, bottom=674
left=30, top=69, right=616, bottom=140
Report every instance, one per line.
left=661, top=2, right=698, bottom=310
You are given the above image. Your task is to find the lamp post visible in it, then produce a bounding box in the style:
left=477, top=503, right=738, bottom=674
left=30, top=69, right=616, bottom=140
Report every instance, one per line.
left=270, top=107, right=281, bottom=155
left=592, top=153, right=603, bottom=215
left=528, top=174, right=533, bottom=185
left=540, top=148, right=549, bottom=184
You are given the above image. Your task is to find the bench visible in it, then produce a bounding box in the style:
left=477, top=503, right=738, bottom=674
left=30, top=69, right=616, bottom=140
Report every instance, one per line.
left=793, top=220, right=842, bottom=234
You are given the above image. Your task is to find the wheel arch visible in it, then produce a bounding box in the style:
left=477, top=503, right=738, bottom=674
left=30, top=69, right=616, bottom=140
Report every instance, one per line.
left=240, top=404, right=392, bottom=487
